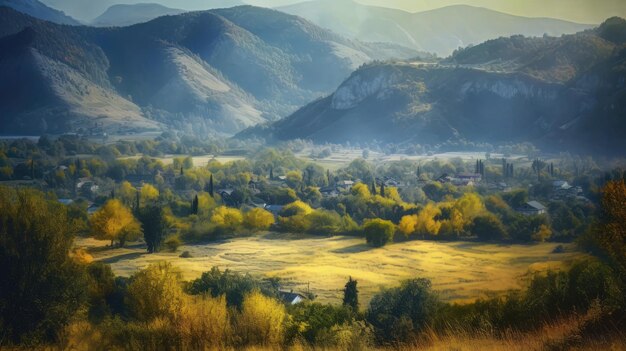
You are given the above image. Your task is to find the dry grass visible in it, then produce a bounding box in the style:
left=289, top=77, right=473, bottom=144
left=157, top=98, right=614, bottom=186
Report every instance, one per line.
left=76, top=234, right=584, bottom=305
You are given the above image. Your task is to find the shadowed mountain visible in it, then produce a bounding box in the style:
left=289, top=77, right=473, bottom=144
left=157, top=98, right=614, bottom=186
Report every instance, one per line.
left=0, top=0, right=79, bottom=25
left=242, top=18, right=626, bottom=155
left=278, top=0, right=593, bottom=56
left=0, top=6, right=421, bottom=135
left=91, top=3, right=186, bottom=27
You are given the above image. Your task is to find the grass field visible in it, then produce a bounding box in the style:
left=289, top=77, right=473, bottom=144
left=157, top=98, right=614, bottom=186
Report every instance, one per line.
left=77, top=234, right=585, bottom=305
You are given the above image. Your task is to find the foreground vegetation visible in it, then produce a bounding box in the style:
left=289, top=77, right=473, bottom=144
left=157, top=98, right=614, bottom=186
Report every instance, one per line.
left=0, top=179, right=625, bottom=349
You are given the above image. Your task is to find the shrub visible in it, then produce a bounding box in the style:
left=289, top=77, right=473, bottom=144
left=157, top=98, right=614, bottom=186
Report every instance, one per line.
left=164, top=235, right=182, bottom=252
left=235, top=291, right=286, bottom=346
left=243, top=208, right=275, bottom=231
left=363, top=219, right=396, bottom=247
left=470, top=214, right=508, bottom=241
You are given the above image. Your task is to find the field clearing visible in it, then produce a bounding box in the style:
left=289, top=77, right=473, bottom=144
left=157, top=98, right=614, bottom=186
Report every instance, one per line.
left=297, top=149, right=527, bottom=170
left=77, top=234, right=584, bottom=305
left=118, top=154, right=246, bottom=166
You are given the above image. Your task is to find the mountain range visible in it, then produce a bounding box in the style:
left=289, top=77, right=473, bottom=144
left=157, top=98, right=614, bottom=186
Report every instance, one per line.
left=91, top=3, right=186, bottom=27
left=278, top=0, right=593, bottom=56
left=243, top=17, right=626, bottom=155
left=0, top=0, right=79, bottom=25
left=0, top=5, right=421, bottom=135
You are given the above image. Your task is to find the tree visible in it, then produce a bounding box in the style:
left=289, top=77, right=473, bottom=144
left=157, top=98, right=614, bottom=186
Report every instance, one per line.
left=532, top=224, right=552, bottom=242
left=210, top=206, right=244, bottom=228
left=117, top=181, right=137, bottom=207
left=138, top=205, right=168, bottom=253
left=90, top=199, right=142, bottom=247
left=208, top=174, right=214, bottom=197
left=471, top=215, right=508, bottom=241
left=0, top=187, right=86, bottom=344
left=367, top=278, right=439, bottom=343
left=364, top=219, right=395, bottom=247
left=140, top=183, right=159, bottom=204
left=532, top=159, right=546, bottom=182
left=370, top=181, right=377, bottom=196
left=236, top=291, right=286, bottom=346
left=126, top=263, right=186, bottom=321
left=243, top=208, right=275, bottom=231
left=343, top=277, right=359, bottom=310
left=192, top=195, right=199, bottom=215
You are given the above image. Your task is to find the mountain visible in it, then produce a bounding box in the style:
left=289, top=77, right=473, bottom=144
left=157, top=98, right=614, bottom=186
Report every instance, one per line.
left=0, top=6, right=420, bottom=135
left=248, top=18, right=626, bottom=155
left=0, top=0, right=79, bottom=25
left=91, top=4, right=186, bottom=27
left=277, top=0, right=593, bottom=56
left=39, top=0, right=246, bottom=22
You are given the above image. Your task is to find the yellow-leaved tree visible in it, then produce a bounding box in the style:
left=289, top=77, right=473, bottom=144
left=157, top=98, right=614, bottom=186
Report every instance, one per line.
left=210, top=206, right=243, bottom=228
left=415, top=203, right=442, bottom=237
left=399, top=214, right=418, bottom=237
left=236, top=291, right=286, bottom=346
left=117, top=181, right=137, bottom=207
left=126, top=263, right=186, bottom=321
left=140, top=183, right=160, bottom=204
left=90, top=199, right=142, bottom=247
left=243, top=208, right=275, bottom=231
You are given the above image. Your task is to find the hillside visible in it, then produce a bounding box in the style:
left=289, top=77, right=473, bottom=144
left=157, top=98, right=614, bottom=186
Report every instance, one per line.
left=0, top=0, right=79, bottom=25
left=278, top=0, right=592, bottom=56
left=0, top=6, right=420, bottom=135
left=249, top=18, right=626, bottom=155
left=91, top=3, right=185, bottom=27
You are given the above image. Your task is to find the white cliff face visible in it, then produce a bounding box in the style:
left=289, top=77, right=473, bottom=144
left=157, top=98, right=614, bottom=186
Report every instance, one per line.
left=460, top=77, right=558, bottom=100
left=331, top=71, right=398, bottom=110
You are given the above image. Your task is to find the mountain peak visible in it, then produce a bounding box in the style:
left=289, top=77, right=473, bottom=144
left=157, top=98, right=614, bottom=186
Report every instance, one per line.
left=0, top=0, right=79, bottom=25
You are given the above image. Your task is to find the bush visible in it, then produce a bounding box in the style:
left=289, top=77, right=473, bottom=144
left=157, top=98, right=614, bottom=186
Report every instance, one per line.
left=179, top=251, right=192, bottom=258
left=235, top=291, right=286, bottom=346
left=363, top=219, right=396, bottom=247
left=470, top=214, right=508, bottom=241
left=164, top=235, right=182, bottom=252
left=367, top=279, right=440, bottom=344
left=243, top=208, right=275, bottom=231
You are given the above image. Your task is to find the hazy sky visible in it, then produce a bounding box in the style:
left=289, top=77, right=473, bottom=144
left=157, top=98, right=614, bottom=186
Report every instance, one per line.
left=252, top=0, right=626, bottom=24
left=41, top=0, right=626, bottom=24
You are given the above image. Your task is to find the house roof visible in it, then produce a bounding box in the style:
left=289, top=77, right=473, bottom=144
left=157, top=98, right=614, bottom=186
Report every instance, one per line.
left=278, top=291, right=306, bottom=304
left=526, top=201, right=546, bottom=211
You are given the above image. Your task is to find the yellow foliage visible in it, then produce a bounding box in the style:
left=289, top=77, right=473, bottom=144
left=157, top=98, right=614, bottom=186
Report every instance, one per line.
left=385, top=187, right=403, bottom=203
left=117, top=181, right=137, bottom=206
left=197, top=192, right=217, bottom=217
left=71, top=248, right=94, bottom=264
left=453, top=193, right=485, bottom=223
left=140, top=183, right=160, bottom=203
left=350, top=183, right=371, bottom=198
left=210, top=206, right=243, bottom=228
left=126, top=263, right=186, bottom=321
left=244, top=208, right=275, bottom=231
left=532, top=224, right=552, bottom=242
left=415, top=203, right=442, bottom=236
left=237, top=291, right=286, bottom=346
left=90, top=199, right=142, bottom=246
left=399, top=215, right=418, bottom=237
left=177, top=295, right=230, bottom=348
left=281, top=200, right=313, bottom=217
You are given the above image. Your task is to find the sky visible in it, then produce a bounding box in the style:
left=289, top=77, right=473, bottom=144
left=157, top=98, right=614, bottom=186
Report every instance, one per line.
left=41, top=0, right=626, bottom=24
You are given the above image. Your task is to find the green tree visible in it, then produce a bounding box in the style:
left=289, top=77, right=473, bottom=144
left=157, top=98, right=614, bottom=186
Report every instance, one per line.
left=138, top=205, right=168, bottom=253
left=343, top=277, right=359, bottom=310
left=470, top=214, right=508, bottom=241
left=364, top=219, right=395, bottom=247
left=0, top=187, right=86, bottom=344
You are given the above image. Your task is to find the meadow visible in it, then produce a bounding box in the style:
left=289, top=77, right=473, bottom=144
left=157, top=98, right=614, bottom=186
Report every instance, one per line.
left=77, top=234, right=584, bottom=305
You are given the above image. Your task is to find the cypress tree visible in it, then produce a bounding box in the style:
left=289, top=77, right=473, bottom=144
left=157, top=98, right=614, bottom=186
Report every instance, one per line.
left=343, top=277, right=359, bottom=310
left=381, top=183, right=386, bottom=197
left=269, top=167, right=274, bottom=180
left=371, top=181, right=377, bottom=195
left=192, top=195, right=199, bottom=215
left=180, top=167, right=184, bottom=176
left=208, top=174, right=214, bottom=198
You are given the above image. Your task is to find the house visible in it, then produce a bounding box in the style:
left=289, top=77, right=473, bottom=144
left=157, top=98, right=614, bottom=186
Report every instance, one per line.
left=278, top=291, right=306, bottom=305
left=436, top=173, right=452, bottom=183
left=336, top=180, right=354, bottom=190
left=320, top=186, right=340, bottom=198
left=457, top=173, right=482, bottom=183
left=516, top=201, right=547, bottom=216
left=552, top=180, right=572, bottom=190
left=57, top=198, right=74, bottom=206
